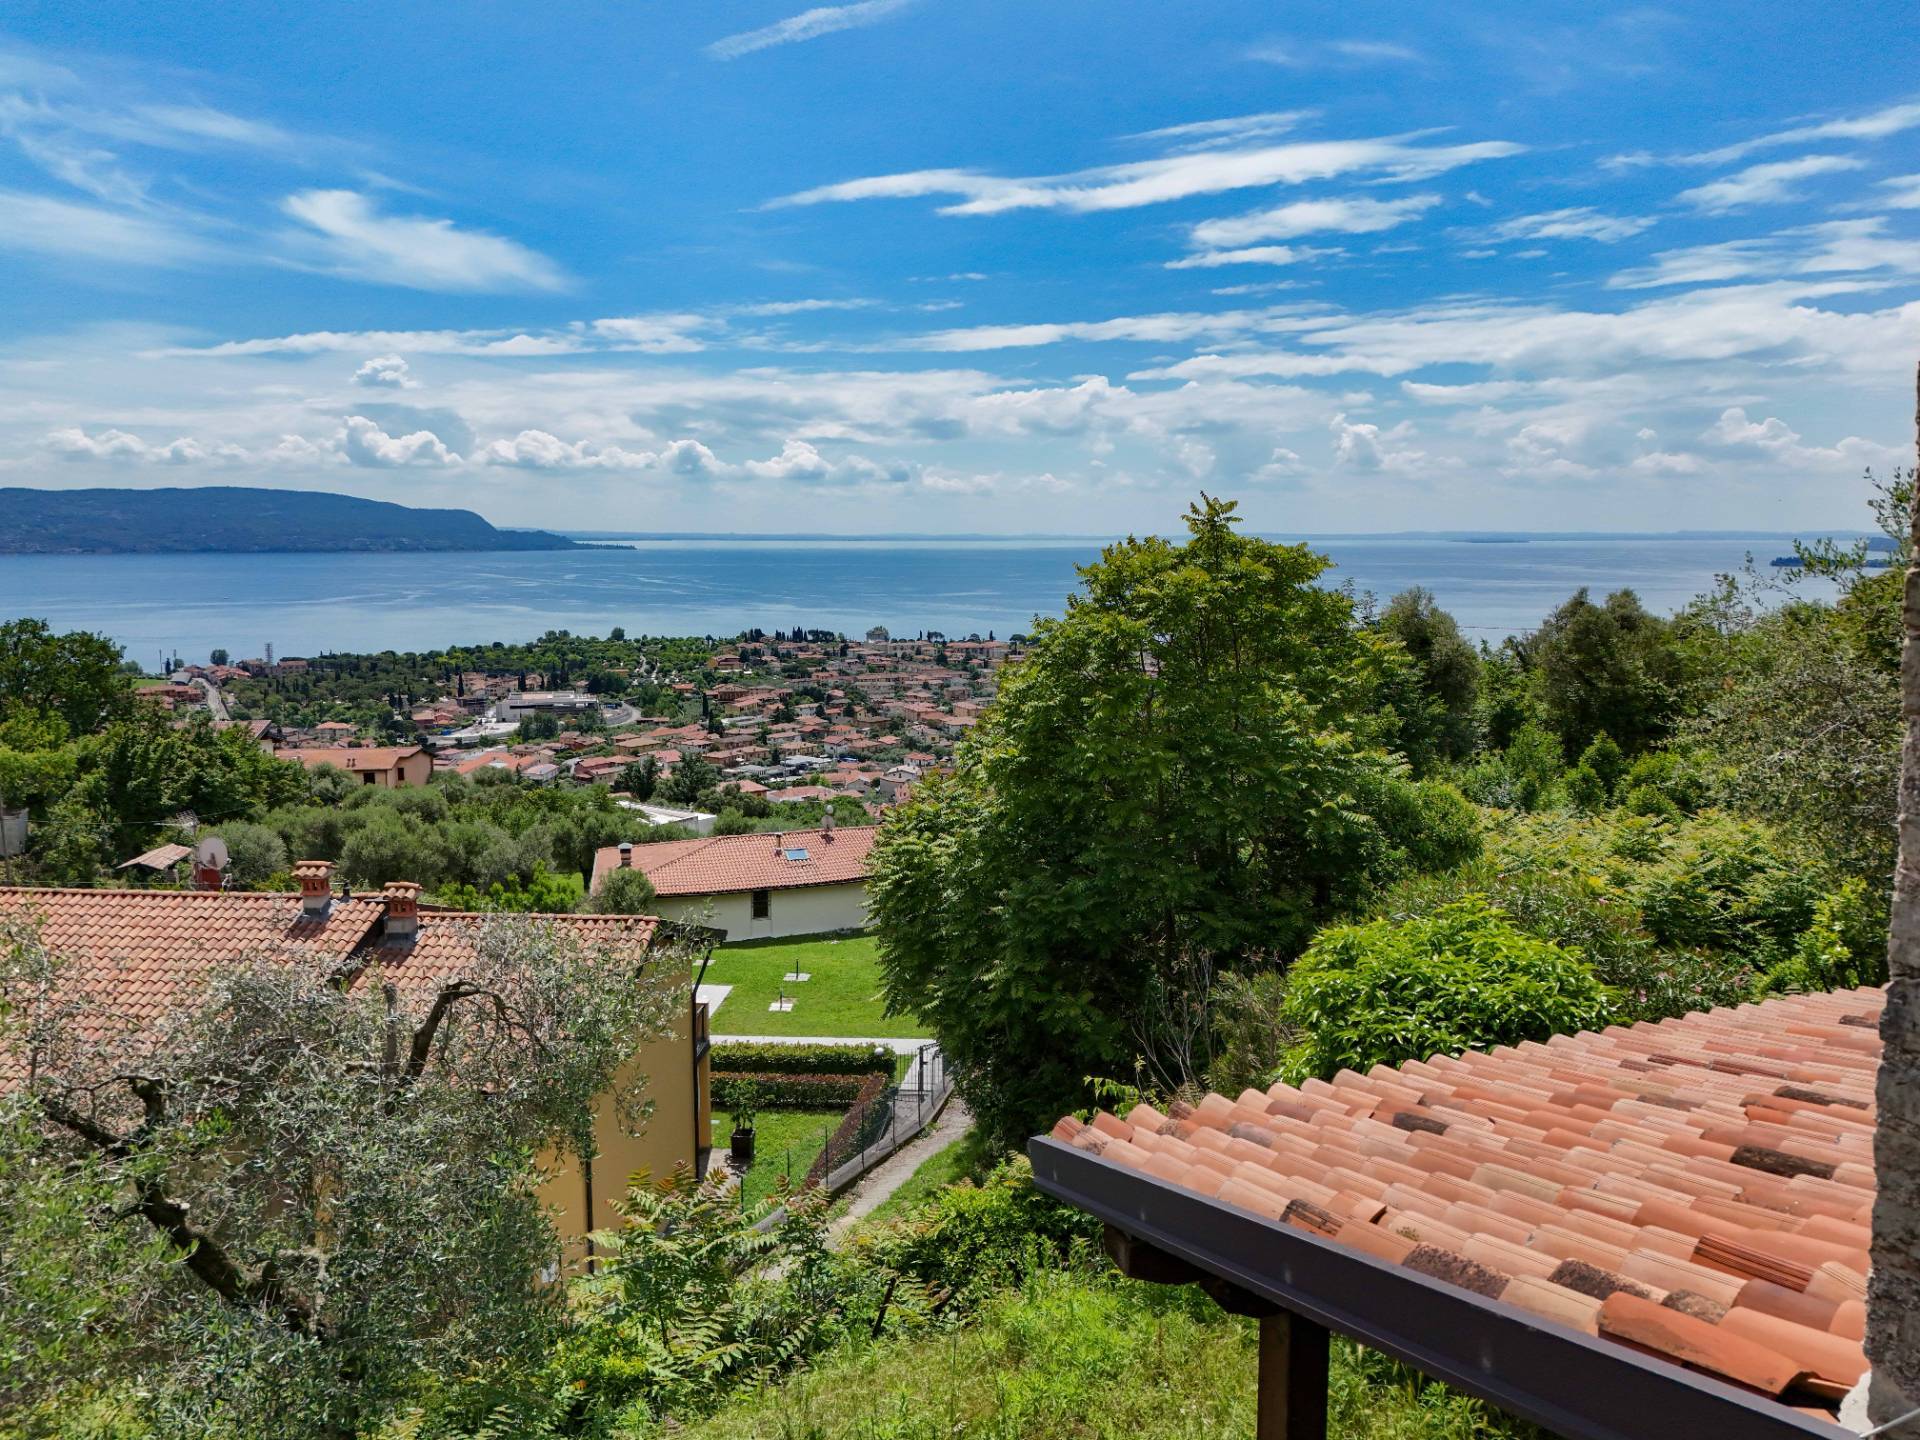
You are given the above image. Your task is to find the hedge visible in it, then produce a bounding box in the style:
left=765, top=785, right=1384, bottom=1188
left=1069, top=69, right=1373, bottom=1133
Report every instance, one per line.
left=710, top=1042, right=895, bottom=1078
left=712, top=1071, right=871, bottom=1109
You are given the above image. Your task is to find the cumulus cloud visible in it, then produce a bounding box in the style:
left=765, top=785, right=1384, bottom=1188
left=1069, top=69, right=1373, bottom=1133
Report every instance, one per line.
left=772, top=136, right=1519, bottom=216
left=281, top=189, right=568, bottom=293
left=1700, top=406, right=1896, bottom=469
left=339, top=415, right=459, bottom=467
left=352, top=354, right=417, bottom=389
left=1675, top=155, right=1865, bottom=214
left=705, top=0, right=915, bottom=58
left=43, top=426, right=238, bottom=465
left=479, top=430, right=656, bottom=471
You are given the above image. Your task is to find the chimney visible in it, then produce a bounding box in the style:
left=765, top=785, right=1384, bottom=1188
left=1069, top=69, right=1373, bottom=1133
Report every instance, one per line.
left=294, top=859, right=335, bottom=917
left=618, top=841, right=633, bottom=868
left=192, top=859, right=225, bottom=891
left=823, top=809, right=836, bottom=838
left=382, top=881, right=422, bottom=939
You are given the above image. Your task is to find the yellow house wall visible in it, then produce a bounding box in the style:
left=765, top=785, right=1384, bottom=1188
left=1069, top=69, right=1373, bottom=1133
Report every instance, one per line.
left=536, top=993, right=701, bottom=1260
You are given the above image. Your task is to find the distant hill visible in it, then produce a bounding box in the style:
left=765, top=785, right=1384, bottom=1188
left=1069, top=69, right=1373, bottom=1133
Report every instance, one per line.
left=0, top=487, right=578, bottom=554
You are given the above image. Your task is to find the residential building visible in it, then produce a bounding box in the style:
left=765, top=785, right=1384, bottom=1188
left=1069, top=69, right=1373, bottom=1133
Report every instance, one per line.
left=590, top=823, right=876, bottom=941
left=277, top=744, right=433, bottom=787
left=0, top=867, right=713, bottom=1254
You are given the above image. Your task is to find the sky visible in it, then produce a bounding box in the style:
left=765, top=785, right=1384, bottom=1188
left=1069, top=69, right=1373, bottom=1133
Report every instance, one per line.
left=1, top=2, right=1917, bottom=535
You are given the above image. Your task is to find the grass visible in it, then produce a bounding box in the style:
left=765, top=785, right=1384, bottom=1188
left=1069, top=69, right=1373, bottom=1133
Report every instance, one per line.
left=713, top=1108, right=846, bottom=1207
left=704, top=933, right=928, bottom=1039
left=860, top=1122, right=996, bottom=1226
left=669, top=1267, right=1542, bottom=1440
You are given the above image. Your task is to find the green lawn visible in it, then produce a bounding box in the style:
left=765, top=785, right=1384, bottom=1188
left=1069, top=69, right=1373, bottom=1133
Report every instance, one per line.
left=713, top=1108, right=846, bottom=1207
left=703, top=933, right=928, bottom=1039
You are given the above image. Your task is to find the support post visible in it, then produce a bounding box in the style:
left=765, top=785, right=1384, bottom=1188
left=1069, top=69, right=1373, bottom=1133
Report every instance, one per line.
left=1257, top=1309, right=1329, bottom=1440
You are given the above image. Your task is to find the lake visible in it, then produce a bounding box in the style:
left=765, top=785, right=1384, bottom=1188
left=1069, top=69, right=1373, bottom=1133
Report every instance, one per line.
left=0, top=534, right=1835, bottom=665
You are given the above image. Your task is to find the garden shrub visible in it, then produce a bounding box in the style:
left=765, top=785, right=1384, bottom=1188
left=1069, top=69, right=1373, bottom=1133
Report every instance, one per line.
left=710, top=1042, right=895, bottom=1077
left=1278, top=897, right=1617, bottom=1082
left=1759, top=878, right=1889, bottom=996
left=711, top=1071, right=871, bottom=1108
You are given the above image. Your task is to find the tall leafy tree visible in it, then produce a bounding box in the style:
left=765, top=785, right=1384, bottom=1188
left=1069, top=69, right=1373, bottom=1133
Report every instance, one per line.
left=1528, top=588, right=1693, bottom=756
left=0, top=618, right=131, bottom=736
left=870, top=496, right=1470, bottom=1145
left=1375, top=586, right=1480, bottom=770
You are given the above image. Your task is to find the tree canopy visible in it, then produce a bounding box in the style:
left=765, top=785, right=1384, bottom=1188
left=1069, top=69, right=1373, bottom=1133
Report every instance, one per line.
left=870, top=496, right=1477, bottom=1145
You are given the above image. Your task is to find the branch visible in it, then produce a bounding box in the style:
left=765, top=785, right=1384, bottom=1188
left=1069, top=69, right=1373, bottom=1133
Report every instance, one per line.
left=36, top=1088, right=324, bottom=1337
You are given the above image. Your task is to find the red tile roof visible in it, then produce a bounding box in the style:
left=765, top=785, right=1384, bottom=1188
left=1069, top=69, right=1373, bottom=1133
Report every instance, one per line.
left=277, top=745, right=426, bottom=772
left=1050, top=987, right=1882, bottom=1420
left=590, top=824, right=877, bottom=897
left=1, top=886, right=663, bottom=1053
left=0, top=887, right=383, bottom=1047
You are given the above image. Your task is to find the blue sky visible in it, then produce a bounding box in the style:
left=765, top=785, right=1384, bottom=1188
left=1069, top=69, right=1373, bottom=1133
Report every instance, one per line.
left=1, top=1, right=1916, bottom=533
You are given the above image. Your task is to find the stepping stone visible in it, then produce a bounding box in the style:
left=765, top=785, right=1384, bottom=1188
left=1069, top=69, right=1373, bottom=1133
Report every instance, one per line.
left=768, top=998, right=794, bottom=1012
left=783, top=971, right=811, bottom=983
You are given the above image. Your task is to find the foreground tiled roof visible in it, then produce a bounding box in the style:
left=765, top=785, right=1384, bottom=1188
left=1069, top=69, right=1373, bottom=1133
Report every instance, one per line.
left=0, top=887, right=384, bottom=1039
left=591, top=825, right=877, bottom=897
left=364, top=911, right=662, bottom=1009
left=1051, top=987, right=1881, bottom=1421
left=1, top=887, right=663, bottom=1047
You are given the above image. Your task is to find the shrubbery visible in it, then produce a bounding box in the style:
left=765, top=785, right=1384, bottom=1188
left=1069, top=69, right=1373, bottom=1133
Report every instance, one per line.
left=711, top=1041, right=895, bottom=1077
left=1278, top=898, right=1618, bottom=1082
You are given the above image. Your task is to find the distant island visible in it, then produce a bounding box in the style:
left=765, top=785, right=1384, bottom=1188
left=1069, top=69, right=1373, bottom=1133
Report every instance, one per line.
left=0, top=487, right=577, bottom=555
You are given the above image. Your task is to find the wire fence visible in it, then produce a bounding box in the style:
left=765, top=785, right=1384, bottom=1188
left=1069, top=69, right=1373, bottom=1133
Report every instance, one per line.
left=744, top=1042, right=951, bottom=1208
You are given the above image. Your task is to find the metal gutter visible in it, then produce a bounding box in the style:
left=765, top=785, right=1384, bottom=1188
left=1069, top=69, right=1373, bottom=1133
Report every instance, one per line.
left=1028, top=1137, right=1849, bottom=1440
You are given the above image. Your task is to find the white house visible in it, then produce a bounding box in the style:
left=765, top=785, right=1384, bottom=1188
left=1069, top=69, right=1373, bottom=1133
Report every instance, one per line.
left=591, top=823, right=876, bottom=941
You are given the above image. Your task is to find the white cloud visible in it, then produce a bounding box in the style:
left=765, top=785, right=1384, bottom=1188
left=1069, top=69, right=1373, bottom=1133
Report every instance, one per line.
left=1166, top=245, right=1329, bottom=269
left=909, top=304, right=1328, bottom=352
left=1190, top=193, right=1440, bottom=249
left=43, top=426, right=238, bottom=465
left=1699, top=406, right=1898, bottom=470
left=479, top=429, right=657, bottom=470
left=587, top=313, right=719, bottom=352
left=339, top=414, right=459, bottom=467
left=352, top=355, right=417, bottom=389
left=1330, top=412, right=1426, bottom=472
left=1878, top=174, right=1920, bottom=210
left=280, top=189, right=568, bottom=293
left=772, top=137, right=1519, bottom=216
left=1121, top=111, right=1314, bottom=151
left=1247, top=38, right=1421, bottom=68
left=0, top=187, right=213, bottom=265
left=1486, top=207, right=1655, bottom=243
left=1681, top=100, right=1920, bottom=166
left=706, top=0, right=915, bottom=59
left=1675, top=154, right=1866, bottom=214
left=1609, top=219, right=1920, bottom=289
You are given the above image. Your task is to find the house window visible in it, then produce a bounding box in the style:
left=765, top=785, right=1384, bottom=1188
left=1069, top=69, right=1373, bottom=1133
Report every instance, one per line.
left=751, top=889, right=771, bottom=920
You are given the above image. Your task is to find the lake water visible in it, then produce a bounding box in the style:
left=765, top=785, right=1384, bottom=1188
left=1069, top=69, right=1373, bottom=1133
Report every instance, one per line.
left=0, top=534, right=1834, bottom=665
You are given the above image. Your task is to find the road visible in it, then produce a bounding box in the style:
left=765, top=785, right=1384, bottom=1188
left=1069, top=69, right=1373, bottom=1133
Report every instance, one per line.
left=194, top=677, right=231, bottom=722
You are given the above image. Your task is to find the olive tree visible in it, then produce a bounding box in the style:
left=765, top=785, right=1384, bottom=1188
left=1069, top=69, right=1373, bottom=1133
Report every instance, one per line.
left=0, top=911, right=686, bottom=1438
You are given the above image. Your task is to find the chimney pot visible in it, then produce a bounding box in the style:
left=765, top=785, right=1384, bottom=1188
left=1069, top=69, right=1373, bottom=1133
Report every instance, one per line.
left=382, top=880, right=421, bottom=938
left=618, top=841, right=633, bottom=868
left=293, top=859, right=335, bottom=917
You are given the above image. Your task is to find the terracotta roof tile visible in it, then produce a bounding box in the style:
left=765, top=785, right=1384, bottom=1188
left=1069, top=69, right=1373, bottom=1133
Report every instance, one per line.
left=1049, top=986, right=1884, bottom=1422
left=590, top=824, right=877, bottom=897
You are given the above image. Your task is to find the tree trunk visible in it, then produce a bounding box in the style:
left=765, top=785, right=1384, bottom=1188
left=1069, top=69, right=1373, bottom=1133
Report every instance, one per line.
left=1868, top=361, right=1920, bottom=1426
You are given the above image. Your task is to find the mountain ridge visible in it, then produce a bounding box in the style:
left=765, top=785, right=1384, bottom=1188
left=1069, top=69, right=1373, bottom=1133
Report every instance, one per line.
left=0, top=487, right=577, bottom=554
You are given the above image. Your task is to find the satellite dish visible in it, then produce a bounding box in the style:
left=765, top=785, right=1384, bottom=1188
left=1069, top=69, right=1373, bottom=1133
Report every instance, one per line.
left=194, top=836, right=230, bottom=872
